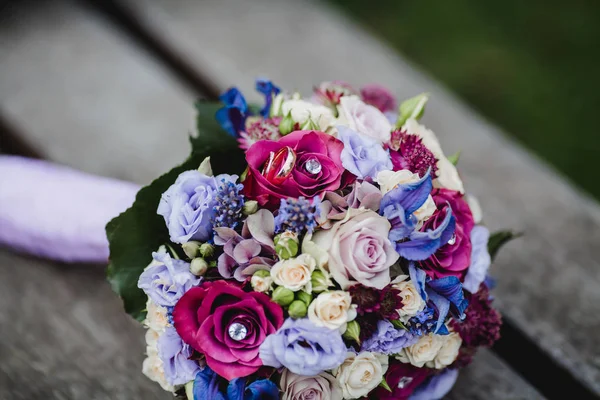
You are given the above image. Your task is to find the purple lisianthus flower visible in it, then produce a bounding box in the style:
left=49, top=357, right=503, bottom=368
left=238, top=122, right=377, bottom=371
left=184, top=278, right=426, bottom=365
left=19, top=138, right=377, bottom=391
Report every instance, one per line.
left=259, top=318, right=347, bottom=376
left=337, top=125, right=393, bottom=180
left=158, top=327, right=201, bottom=386
left=361, top=320, right=418, bottom=355
left=463, top=226, right=491, bottom=293
left=158, top=170, right=238, bottom=244
left=137, top=251, right=200, bottom=307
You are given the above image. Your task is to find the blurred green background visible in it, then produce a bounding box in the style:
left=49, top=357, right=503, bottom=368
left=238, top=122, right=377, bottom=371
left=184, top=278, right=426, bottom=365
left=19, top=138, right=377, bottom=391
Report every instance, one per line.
left=327, top=0, right=600, bottom=200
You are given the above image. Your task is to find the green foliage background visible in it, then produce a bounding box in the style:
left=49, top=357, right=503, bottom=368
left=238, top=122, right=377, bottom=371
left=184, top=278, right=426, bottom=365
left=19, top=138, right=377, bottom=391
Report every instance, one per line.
left=327, top=0, right=600, bottom=200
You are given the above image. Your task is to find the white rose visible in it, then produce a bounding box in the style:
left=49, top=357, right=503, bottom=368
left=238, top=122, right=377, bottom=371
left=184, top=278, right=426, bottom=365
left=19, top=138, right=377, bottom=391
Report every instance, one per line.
left=142, top=353, right=173, bottom=392
left=144, top=299, right=170, bottom=332
left=334, top=352, right=389, bottom=399
left=376, top=169, right=437, bottom=226
left=270, top=254, right=316, bottom=292
left=403, top=118, right=464, bottom=193
left=467, top=194, right=483, bottom=224
left=145, top=327, right=161, bottom=350
left=430, top=332, right=462, bottom=369
left=391, top=275, right=426, bottom=321
left=396, top=333, right=445, bottom=368
left=250, top=274, right=273, bottom=293
left=338, top=95, right=392, bottom=143
left=280, top=98, right=336, bottom=132
left=308, top=290, right=357, bottom=331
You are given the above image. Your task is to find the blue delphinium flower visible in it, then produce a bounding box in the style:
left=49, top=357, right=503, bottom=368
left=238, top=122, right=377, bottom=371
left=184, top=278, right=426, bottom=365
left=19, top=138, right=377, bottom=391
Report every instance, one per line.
left=192, top=367, right=279, bottom=400
left=213, top=175, right=245, bottom=230
left=255, top=78, right=281, bottom=118
left=337, top=125, right=393, bottom=179
left=379, top=170, right=455, bottom=261
left=274, top=196, right=321, bottom=235
left=137, top=251, right=200, bottom=307
left=216, top=87, right=248, bottom=136
left=259, top=318, right=347, bottom=376
left=361, top=319, right=418, bottom=354
left=158, top=327, right=200, bottom=386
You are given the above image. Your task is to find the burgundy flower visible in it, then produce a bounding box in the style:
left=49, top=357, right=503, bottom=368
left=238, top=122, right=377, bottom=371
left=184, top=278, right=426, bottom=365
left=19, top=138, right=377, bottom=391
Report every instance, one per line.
left=389, top=130, right=438, bottom=178
left=419, top=189, right=474, bottom=279
left=360, top=84, right=397, bottom=114
left=370, top=361, right=432, bottom=400
left=173, top=280, right=284, bottom=380
left=349, top=284, right=403, bottom=321
left=243, top=130, right=351, bottom=209
left=451, top=284, right=502, bottom=349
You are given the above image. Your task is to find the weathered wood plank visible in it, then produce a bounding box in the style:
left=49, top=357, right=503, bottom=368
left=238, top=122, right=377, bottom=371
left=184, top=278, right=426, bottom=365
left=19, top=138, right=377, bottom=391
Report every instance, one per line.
left=116, top=0, right=600, bottom=393
left=0, top=0, right=195, bottom=185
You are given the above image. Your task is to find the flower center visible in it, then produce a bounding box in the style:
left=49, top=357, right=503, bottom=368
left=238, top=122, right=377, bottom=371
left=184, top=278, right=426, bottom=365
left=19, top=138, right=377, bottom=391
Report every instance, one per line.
left=228, top=322, right=248, bottom=341
left=304, top=157, right=322, bottom=175
left=397, top=376, right=413, bottom=389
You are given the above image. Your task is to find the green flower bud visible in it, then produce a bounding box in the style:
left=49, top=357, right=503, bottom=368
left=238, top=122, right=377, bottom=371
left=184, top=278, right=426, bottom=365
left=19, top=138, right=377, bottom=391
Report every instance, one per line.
left=243, top=200, right=259, bottom=215
left=300, top=116, right=319, bottom=131
left=197, top=156, right=213, bottom=176
left=182, top=241, right=202, bottom=259
left=296, top=291, right=313, bottom=306
left=272, top=286, right=294, bottom=306
left=190, top=257, right=209, bottom=276
left=275, top=235, right=299, bottom=260
left=310, top=270, right=331, bottom=293
left=253, top=269, right=271, bottom=278
left=395, top=93, right=429, bottom=128
left=199, top=243, right=215, bottom=258
left=343, top=320, right=361, bottom=345
left=288, top=300, right=308, bottom=319
left=279, top=111, right=295, bottom=135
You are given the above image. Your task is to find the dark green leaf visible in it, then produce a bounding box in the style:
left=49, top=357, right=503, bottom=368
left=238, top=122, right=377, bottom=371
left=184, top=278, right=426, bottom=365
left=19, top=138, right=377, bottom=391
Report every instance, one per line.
left=391, top=319, right=408, bottom=330
left=379, top=378, right=392, bottom=392
left=488, top=230, right=522, bottom=261
left=107, top=101, right=245, bottom=321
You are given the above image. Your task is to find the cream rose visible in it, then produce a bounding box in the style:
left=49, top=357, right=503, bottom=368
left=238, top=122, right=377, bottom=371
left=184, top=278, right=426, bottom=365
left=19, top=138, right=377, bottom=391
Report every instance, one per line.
left=270, top=254, right=316, bottom=292
left=311, top=209, right=398, bottom=290
left=396, top=333, right=445, bottom=368
left=250, top=274, right=273, bottom=293
left=334, top=352, right=389, bottom=399
left=430, top=332, right=462, bottom=369
left=375, top=169, right=437, bottom=226
left=280, top=370, right=342, bottom=400
left=391, top=275, right=426, bottom=321
left=338, top=95, right=392, bottom=143
left=142, top=352, right=173, bottom=392
left=280, top=98, right=336, bottom=132
left=403, top=118, right=464, bottom=193
left=144, top=299, right=170, bottom=332
left=308, top=290, right=357, bottom=331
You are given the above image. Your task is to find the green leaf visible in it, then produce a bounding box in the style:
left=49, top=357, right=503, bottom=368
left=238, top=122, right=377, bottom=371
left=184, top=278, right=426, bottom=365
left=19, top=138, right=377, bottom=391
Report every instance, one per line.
left=395, top=93, right=429, bottom=128
left=107, top=101, right=245, bottom=322
left=488, top=230, right=522, bottom=261
left=391, top=319, right=408, bottom=330
left=448, top=151, right=461, bottom=166
left=379, top=378, right=392, bottom=392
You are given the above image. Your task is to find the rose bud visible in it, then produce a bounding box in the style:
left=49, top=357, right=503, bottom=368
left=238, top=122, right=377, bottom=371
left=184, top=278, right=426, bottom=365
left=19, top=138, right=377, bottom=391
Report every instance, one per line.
left=182, top=241, right=202, bottom=259
left=272, top=286, right=294, bottom=306
left=296, top=291, right=313, bottom=306
left=190, top=257, right=208, bottom=276
left=288, top=300, right=308, bottom=319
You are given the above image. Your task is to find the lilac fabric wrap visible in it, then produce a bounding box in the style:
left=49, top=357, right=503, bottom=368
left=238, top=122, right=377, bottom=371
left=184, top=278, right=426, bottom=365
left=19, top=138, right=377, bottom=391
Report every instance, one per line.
left=0, top=156, right=139, bottom=263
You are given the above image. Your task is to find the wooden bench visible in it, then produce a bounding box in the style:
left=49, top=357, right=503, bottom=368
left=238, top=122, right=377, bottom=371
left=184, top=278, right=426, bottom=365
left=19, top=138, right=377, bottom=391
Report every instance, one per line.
left=1, top=1, right=598, bottom=398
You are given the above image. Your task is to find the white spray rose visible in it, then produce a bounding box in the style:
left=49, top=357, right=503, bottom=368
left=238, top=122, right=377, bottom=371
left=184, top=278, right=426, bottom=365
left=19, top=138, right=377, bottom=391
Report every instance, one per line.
left=270, top=254, right=316, bottom=292
left=251, top=274, right=273, bottom=293
left=334, top=352, right=389, bottom=399
left=403, top=118, right=464, bottom=193
left=338, top=95, right=392, bottom=143
left=430, top=332, right=462, bottom=369
left=142, top=327, right=173, bottom=392
left=308, top=290, right=357, bottom=331
left=391, top=275, right=426, bottom=322
left=396, top=333, right=446, bottom=368
left=376, top=169, right=437, bottom=227
left=144, top=299, right=170, bottom=332
left=280, top=98, right=336, bottom=132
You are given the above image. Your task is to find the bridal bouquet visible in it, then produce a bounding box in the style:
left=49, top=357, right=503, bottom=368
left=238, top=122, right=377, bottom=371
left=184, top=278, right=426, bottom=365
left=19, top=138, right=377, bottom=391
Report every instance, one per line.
left=107, top=79, right=515, bottom=399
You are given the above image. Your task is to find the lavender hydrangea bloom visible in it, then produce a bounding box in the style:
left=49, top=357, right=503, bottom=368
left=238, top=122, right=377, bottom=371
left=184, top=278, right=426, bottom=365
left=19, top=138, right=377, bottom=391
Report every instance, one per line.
left=337, top=125, right=393, bottom=179
left=137, top=251, right=200, bottom=307
left=463, top=226, right=491, bottom=293
left=157, top=170, right=237, bottom=244
left=361, top=320, right=418, bottom=354
left=259, top=318, right=347, bottom=376
left=158, top=327, right=201, bottom=386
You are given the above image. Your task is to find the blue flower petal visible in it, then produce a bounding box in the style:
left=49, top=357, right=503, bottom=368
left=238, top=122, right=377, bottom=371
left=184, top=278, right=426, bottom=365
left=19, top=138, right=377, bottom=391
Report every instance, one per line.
left=396, top=210, right=455, bottom=261
left=243, top=379, right=280, bottom=400
left=193, top=368, right=226, bottom=400
left=409, top=263, right=428, bottom=301
left=380, top=170, right=433, bottom=217
left=226, top=378, right=246, bottom=400
left=255, top=78, right=281, bottom=118
left=216, top=87, right=248, bottom=136
left=425, top=289, right=451, bottom=334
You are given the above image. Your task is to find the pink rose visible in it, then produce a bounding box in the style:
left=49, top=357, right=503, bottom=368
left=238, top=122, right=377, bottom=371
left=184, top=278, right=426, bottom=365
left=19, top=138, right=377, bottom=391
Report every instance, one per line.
left=280, top=370, right=342, bottom=400
left=243, top=130, right=349, bottom=209
left=312, top=209, right=399, bottom=289
left=338, top=96, right=393, bottom=143
left=360, top=84, right=397, bottom=114
left=419, top=189, right=475, bottom=279
left=173, top=281, right=284, bottom=380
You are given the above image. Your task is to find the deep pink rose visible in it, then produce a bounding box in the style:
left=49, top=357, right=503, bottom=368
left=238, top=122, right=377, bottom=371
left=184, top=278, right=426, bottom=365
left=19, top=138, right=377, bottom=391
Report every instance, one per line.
left=370, top=362, right=431, bottom=400
left=360, top=84, right=397, bottom=113
left=243, top=130, right=350, bottom=209
left=173, top=280, right=284, bottom=380
left=419, top=188, right=475, bottom=279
